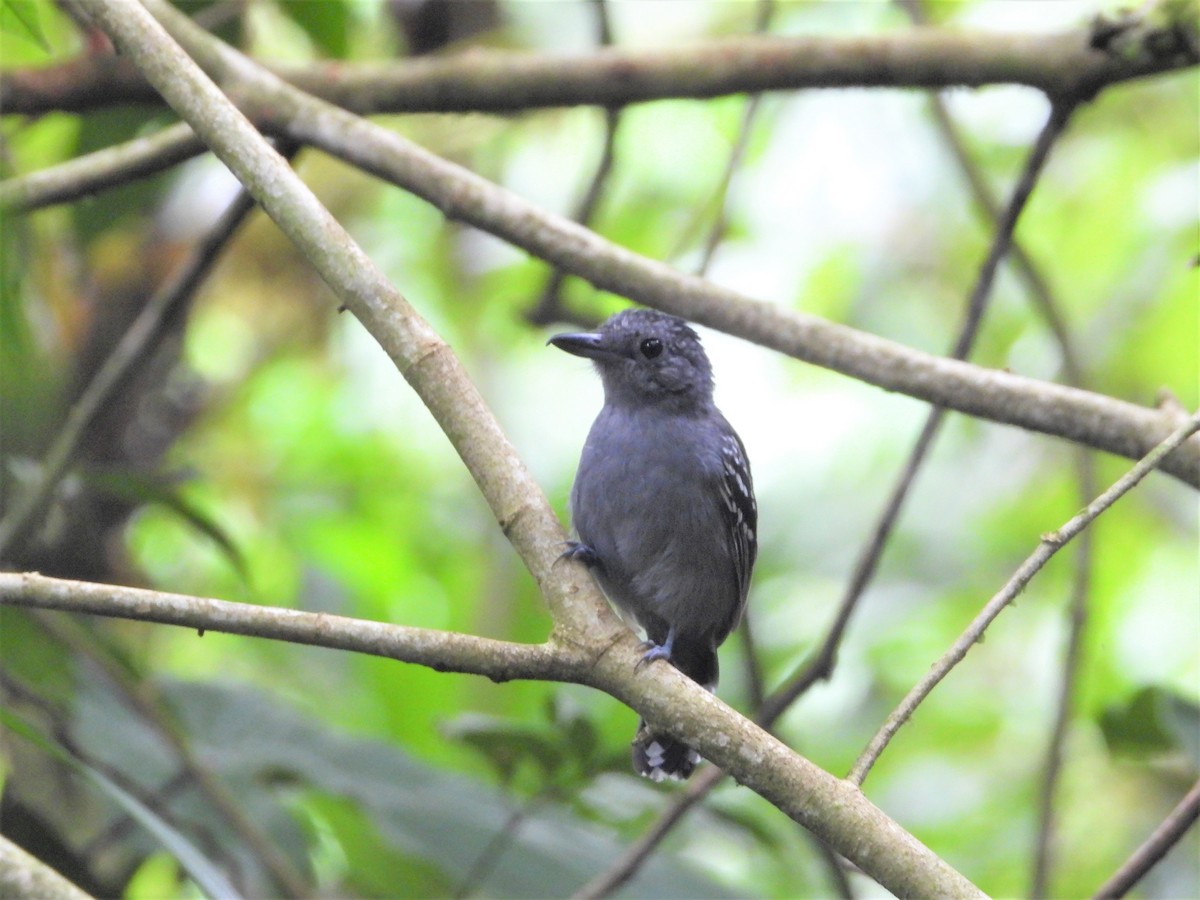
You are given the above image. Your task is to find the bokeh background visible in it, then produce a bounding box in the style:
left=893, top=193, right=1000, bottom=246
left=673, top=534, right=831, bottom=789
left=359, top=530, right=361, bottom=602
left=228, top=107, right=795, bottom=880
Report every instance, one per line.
left=1, top=1, right=1196, bottom=897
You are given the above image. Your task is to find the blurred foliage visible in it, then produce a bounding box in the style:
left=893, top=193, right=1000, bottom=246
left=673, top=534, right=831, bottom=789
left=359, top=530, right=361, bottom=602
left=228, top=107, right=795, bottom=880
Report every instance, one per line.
left=1, top=1, right=1197, bottom=898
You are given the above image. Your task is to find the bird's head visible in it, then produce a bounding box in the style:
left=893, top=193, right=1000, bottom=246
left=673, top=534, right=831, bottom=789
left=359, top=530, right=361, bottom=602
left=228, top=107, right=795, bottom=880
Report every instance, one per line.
left=549, top=309, right=715, bottom=411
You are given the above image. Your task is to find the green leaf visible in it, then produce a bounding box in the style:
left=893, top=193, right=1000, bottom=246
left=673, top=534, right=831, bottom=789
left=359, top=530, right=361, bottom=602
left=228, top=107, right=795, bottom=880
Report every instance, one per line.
left=87, top=470, right=251, bottom=585
left=0, top=0, right=49, bottom=50
left=159, top=680, right=736, bottom=897
left=0, top=707, right=244, bottom=900
left=442, top=712, right=564, bottom=784
left=1099, top=686, right=1200, bottom=765
left=283, top=0, right=350, bottom=57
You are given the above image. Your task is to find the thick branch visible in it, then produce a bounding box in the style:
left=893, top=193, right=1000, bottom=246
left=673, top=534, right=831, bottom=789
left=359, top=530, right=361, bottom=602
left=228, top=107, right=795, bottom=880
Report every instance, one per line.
left=3, top=22, right=1195, bottom=115
left=584, top=636, right=983, bottom=898
left=0, top=573, right=577, bottom=682
left=0, top=835, right=93, bottom=900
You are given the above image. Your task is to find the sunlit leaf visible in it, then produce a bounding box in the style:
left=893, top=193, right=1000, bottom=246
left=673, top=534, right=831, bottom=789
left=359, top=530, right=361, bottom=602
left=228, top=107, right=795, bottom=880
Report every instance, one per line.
left=0, top=0, right=49, bottom=50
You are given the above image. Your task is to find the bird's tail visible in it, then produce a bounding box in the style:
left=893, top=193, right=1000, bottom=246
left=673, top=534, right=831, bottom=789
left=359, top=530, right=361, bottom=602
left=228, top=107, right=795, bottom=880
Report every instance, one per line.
left=632, top=721, right=700, bottom=781
left=631, top=643, right=717, bottom=781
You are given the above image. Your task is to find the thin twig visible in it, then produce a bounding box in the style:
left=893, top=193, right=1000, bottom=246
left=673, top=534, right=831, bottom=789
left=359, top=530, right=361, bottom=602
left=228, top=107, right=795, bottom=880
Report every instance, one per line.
left=1091, top=779, right=1200, bottom=900
left=526, top=0, right=619, bottom=329
left=810, top=833, right=856, bottom=900
left=737, top=607, right=766, bottom=714
left=573, top=767, right=722, bottom=899
left=0, top=121, right=205, bottom=212
left=1030, top=498, right=1093, bottom=899
left=755, top=409, right=943, bottom=725
left=454, top=793, right=550, bottom=898
left=848, top=410, right=1200, bottom=786
left=693, top=0, right=775, bottom=278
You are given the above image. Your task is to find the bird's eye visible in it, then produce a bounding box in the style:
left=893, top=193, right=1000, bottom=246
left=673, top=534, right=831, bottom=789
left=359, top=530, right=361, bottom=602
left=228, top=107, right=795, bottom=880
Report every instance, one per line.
left=639, top=337, right=663, bottom=359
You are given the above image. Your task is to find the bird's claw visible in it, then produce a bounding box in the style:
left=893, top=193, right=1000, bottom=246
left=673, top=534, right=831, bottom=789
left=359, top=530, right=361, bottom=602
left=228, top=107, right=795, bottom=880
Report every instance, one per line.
left=636, top=631, right=675, bottom=670
left=560, top=540, right=600, bottom=566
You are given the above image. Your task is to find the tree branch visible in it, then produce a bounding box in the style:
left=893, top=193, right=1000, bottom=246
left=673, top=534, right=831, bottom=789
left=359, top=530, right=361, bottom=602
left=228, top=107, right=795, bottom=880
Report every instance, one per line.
left=574, top=766, right=721, bottom=898
left=0, top=572, right=579, bottom=682
left=1092, top=779, right=1200, bottom=900
left=690, top=0, right=777, bottom=279
left=3, top=18, right=1195, bottom=115
left=524, top=0, right=621, bottom=329
left=79, top=1, right=1198, bottom=489
left=848, top=409, right=1200, bottom=786
left=761, top=94, right=1075, bottom=730
left=889, top=9, right=1104, bottom=885
left=0, top=121, right=204, bottom=212
left=0, top=834, right=93, bottom=900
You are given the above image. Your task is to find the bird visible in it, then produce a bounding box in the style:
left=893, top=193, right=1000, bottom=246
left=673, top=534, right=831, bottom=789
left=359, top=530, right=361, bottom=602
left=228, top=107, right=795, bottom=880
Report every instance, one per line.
left=549, top=308, right=757, bottom=781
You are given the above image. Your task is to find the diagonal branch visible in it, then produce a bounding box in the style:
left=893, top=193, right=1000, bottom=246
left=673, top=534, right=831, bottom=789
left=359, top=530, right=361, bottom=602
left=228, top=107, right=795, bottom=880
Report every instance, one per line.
left=907, top=24, right=1100, bottom=892
left=848, top=409, right=1200, bottom=786
left=525, top=0, right=621, bottom=329
left=1092, top=779, right=1200, bottom=900
left=0, top=834, right=93, bottom=900
left=760, top=97, right=1075, bottom=726
left=87, top=1, right=1198, bottom=488
left=574, top=766, right=722, bottom=898
left=690, top=0, right=777, bottom=279
left=895, top=13, right=1103, bottom=889
left=59, top=0, right=611, bottom=640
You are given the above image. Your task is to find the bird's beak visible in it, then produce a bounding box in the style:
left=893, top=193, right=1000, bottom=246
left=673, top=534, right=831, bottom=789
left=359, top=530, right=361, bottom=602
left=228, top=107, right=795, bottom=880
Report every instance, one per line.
left=547, top=331, right=613, bottom=360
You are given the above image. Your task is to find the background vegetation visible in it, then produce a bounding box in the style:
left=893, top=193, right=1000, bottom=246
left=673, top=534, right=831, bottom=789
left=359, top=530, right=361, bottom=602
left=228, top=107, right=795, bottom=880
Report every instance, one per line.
left=1, top=0, right=1197, bottom=897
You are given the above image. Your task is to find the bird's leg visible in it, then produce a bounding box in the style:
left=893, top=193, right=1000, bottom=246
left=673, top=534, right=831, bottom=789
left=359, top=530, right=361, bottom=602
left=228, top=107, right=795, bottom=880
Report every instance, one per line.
left=561, top=540, right=601, bottom=567
left=638, top=626, right=675, bottom=668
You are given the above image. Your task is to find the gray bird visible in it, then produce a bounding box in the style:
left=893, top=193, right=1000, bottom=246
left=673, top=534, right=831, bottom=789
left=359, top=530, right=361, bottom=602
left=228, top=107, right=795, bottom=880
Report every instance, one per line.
left=549, top=309, right=757, bottom=781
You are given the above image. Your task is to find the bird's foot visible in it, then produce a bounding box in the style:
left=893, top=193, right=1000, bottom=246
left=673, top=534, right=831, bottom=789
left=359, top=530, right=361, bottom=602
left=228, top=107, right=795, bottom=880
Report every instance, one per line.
left=636, top=628, right=676, bottom=669
left=560, top=540, right=600, bottom=566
